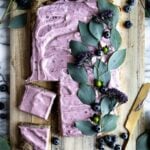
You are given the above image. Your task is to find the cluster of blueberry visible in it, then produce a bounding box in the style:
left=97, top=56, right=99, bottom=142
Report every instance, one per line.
left=123, top=0, right=135, bottom=29
left=97, top=132, right=128, bottom=150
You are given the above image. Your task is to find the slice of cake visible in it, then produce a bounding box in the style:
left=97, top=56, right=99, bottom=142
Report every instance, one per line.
left=18, top=124, right=50, bottom=150
left=19, top=85, right=56, bottom=120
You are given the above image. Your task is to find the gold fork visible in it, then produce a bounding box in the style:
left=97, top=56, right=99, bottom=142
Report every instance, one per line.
left=122, top=83, right=150, bottom=150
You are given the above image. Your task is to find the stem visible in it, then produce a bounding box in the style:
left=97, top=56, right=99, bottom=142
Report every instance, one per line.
left=0, top=0, right=14, bottom=23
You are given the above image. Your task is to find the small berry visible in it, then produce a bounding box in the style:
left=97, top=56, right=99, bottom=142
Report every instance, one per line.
left=111, top=135, right=117, bottom=143
left=91, top=103, right=100, bottom=112
left=0, top=84, right=8, bottom=92
left=103, top=31, right=111, bottom=39
left=107, top=141, right=115, bottom=148
left=127, top=0, right=135, bottom=5
left=95, top=49, right=101, bottom=56
left=16, top=0, right=33, bottom=9
left=123, top=5, right=131, bottom=13
left=93, top=125, right=101, bottom=133
left=114, top=144, right=121, bottom=150
left=98, top=137, right=105, bottom=145
left=52, top=137, right=60, bottom=145
left=99, top=87, right=108, bottom=94
left=0, top=113, right=8, bottom=119
left=120, top=132, right=128, bottom=140
left=98, top=143, right=104, bottom=149
left=102, top=46, right=109, bottom=54
left=95, top=80, right=103, bottom=88
left=124, top=20, right=133, bottom=29
left=91, top=114, right=100, bottom=124
left=104, top=135, right=112, bottom=143
left=0, top=102, right=5, bottom=110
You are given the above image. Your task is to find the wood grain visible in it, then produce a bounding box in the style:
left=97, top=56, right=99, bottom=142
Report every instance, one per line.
left=10, top=0, right=145, bottom=149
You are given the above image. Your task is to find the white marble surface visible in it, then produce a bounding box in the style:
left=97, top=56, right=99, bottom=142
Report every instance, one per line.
left=0, top=0, right=150, bottom=136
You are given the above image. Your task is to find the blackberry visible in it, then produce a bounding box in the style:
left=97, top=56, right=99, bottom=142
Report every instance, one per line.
left=16, top=0, right=33, bottom=9
left=105, top=88, right=128, bottom=103
left=103, top=31, right=111, bottom=39
left=124, top=20, right=133, bottom=29
left=114, top=144, right=121, bottom=150
left=120, top=132, right=128, bottom=140
left=52, top=137, right=60, bottom=145
left=0, top=102, right=5, bottom=110
left=91, top=103, right=100, bottom=112
left=123, top=5, right=131, bottom=13
left=93, top=125, right=101, bottom=133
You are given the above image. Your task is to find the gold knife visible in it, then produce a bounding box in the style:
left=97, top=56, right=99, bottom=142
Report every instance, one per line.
left=123, top=83, right=150, bottom=150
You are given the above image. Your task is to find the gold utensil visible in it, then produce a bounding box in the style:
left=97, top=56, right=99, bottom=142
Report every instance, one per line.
left=123, top=83, right=150, bottom=150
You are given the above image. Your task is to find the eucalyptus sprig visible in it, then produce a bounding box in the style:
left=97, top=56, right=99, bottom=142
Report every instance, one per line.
left=0, top=0, right=32, bottom=28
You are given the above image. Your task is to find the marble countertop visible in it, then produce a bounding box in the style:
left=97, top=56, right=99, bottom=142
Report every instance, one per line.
left=0, top=0, right=150, bottom=136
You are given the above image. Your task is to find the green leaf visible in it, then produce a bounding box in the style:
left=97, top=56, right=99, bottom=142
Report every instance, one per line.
left=110, top=29, right=122, bottom=50
left=108, top=49, right=126, bottom=70
left=79, top=21, right=99, bottom=47
left=9, top=13, right=27, bottom=28
left=99, top=71, right=111, bottom=86
left=101, top=114, right=119, bottom=132
left=67, top=63, right=88, bottom=83
left=69, top=40, right=88, bottom=56
left=136, top=132, right=150, bottom=150
left=75, top=121, right=97, bottom=135
left=94, top=60, right=108, bottom=79
left=97, top=0, right=120, bottom=28
left=89, top=21, right=104, bottom=40
left=101, top=97, right=117, bottom=115
left=77, top=84, right=96, bottom=105
left=0, top=137, right=11, bottom=150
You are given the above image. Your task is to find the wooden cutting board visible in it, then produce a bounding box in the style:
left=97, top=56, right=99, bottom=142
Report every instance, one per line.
left=9, top=0, right=145, bottom=149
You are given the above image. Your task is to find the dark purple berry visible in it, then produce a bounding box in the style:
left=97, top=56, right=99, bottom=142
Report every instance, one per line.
left=104, top=135, right=112, bottom=143
left=99, top=87, right=108, bottom=94
left=127, top=0, right=135, bottom=5
left=0, top=102, right=5, bottom=110
left=114, top=144, right=121, bottom=150
left=93, top=125, right=101, bottom=133
left=111, top=135, right=117, bottom=143
left=123, top=5, right=131, bottom=13
left=0, top=84, right=8, bottom=92
left=124, top=20, right=133, bottom=28
left=103, top=30, right=111, bottom=39
left=120, top=133, right=128, bottom=140
left=16, top=0, right=33, bottom=9
left=0, top=113, right=8, bottom=119
left=91, top=103, right=100, bottom=112
left=98, top=143, right=104, bottom=149
left=95, top=50, right=101, bottom=56
left=52, top=137, right=60, bottom=145
left=107, top=141, right=115, bottom=148
left=98, top=138, right=105, bottom=145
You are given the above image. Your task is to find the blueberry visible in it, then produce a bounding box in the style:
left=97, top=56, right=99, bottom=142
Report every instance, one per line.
left=52, top=137, right=60, bottom=145
left=120, top=132, right=128, bottom=140
left=103, top=31, right=111, bottom=39
left=123, top=5, right=131, bottom=13
left=98, top=137, right=105, bottom=145
left=95, top=50, right=101, bottom=56
left=99, top=87, right=108, bottom=94
left=124, top=20, right=133, bottom=29
left=127, top=0, right=135, bottom=5
left=107, top=141, right=115, bottom=148
left=0, top=102, right=5, bottom=110
left=114, top=144, right=121, bottom=150
left=16, top=0, right=33, bottom=9
left=0, top=113, right=8, bottom=119
left=93, top=125, right=101, bottom=133
left=98, top=143, right=104, bottom=149
left=111, top=135, right=117, bottom=143
left=91, top=103, right=100, bottom=112
left=104, top=135, right=112, bottom=143
left=0, top=84, right=8, bottom=92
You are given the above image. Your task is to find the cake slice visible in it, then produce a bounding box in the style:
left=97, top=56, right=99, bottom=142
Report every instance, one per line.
left=19, top=84, right=56, bottom=120
left=18, top=124, right=50, bottom=150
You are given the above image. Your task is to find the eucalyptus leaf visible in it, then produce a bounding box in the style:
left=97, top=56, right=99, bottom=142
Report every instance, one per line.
left=79, top=21, right=99, bottom=47
left=99, top=71, right=111, bottom=86
left=136, top=132, right=150, bottom=150
left=69, top=40, right=88, bottom=56
left=108, top=49, right=126, bottom=70
left=9, top=13, right=27, bottom=28
left=89, top=21, right=104, bottom=40
left=101, top=97, right=117, bottom=115
left=77, top=84, right=96, bottom=105
left=101, top=114, right=119, bottom=132
left=97, top=0, right=119, bottom=28
left=67, top=63, right=88, bottom=83
left=0, top=137, right=10, bottom=150
left=94, top=60, right=108, bottom=79
left=75, top=120, right=97, bottom=135
left=110, top=29, right=122, bottom=50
